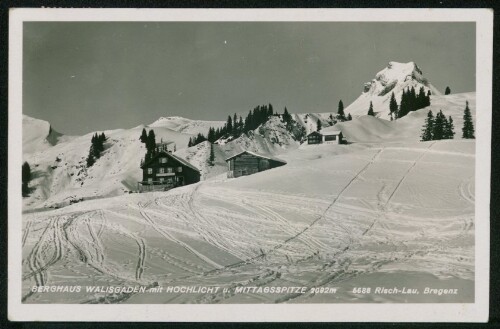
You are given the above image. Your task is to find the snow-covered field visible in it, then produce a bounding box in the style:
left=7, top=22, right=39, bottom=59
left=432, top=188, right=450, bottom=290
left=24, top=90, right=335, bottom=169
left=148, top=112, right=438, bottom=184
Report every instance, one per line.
left=22, top=139, right=474, bottom=304
left=20, top=61, right=476, bottom=304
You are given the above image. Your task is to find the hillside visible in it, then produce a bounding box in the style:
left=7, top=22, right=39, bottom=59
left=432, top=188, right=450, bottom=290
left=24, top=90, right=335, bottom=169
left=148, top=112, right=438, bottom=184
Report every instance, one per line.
left=22, top=116, right=226, bottom=209
left=337, top=92, right=475, bottom=143
left=21, top=76, right=477, bottom=304
left=22, top=115, right=75, bottom=155
left=149, top=116, right=225, bottom=135
left=22, top=90, right=475, bottom=209
left=218, top=116, right=301, bottom=158
left=22, top=138, right=475, bottom=304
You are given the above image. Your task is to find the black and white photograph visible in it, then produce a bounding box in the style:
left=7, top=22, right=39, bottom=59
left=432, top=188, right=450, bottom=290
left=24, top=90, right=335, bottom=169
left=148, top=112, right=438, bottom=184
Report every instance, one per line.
left=8, top=8, right=492, bottom=322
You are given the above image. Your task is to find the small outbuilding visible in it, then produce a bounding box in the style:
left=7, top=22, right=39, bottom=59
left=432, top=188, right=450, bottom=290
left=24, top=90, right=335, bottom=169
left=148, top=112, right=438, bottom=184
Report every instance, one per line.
left=138, top=151, right=200, bottom=192
left=306, top=127, right=343, bottom=145
left=226, top=150, right=287, bottom=178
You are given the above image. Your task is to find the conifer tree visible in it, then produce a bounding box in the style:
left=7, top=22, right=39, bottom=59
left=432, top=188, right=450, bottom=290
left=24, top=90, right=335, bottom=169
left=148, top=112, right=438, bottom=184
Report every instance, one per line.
left=417, top=87, right=427, bottom=109
left=462, top=101, right=475, bottom=139
left=22, top=161, right=32, bottom=196
left=398, top=87, right=431, bottom=119
left=425, top=90, right=431, bottom=107
left=421, top=110, right=434, bottom=141
left=209, top=143, right=215, bottom=165
left=140, top=128, right=147, bottom=143
left=226, top=115, right=233, bottom=136
left=337, top=100, right=345, bottom=119
left=399, top=89, right=409, bottom=118
left=347, top=113, right=353, bottom=121
left=283, top=107, right=291, bottom=124
left=367, top=101, right=375, bottom=116
left=244, top=110, right=253, bottom=133
left=88, top=132, right=105, bottom=161
left=445, top=86, right=451, bottom=95
left=444, top=116, right=455, bottom=139
left=389, top=92, right=398, bottom=118
left=427, top=90, right=432, bottom=97
left=146, top=129, right=156, bottom=155
left=410, top=87, right=417, bottom=112
left=233, top=113, right=238, bottom=135
left=432, top=110, right=446, bottom=140
left=207, top=127, right=214, bottom=143
left=86, top=149, right=96, bottom=167
left=316, top=119, right=322, bottom=131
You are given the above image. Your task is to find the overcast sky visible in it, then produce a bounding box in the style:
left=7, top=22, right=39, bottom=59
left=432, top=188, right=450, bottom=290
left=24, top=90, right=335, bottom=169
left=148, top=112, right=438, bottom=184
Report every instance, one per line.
left=23, top=22, right=475, bottom=135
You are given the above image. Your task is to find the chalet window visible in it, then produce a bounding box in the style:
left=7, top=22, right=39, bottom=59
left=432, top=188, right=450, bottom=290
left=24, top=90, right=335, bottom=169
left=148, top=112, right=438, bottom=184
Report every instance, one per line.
left=147, top=168, right=153, bottom=174
left=147, top=178, right=153, bottom=184
left=177, top=167, right=182, bottom=172
left=160, top=157, right=167, bottom=164
left=159, top=178, right=164, bottom=184
left=167, top=167, right=173, bottom=173
left=325, top=135, right=336, bottom=141
left=158, top=168, right=165, bottom=174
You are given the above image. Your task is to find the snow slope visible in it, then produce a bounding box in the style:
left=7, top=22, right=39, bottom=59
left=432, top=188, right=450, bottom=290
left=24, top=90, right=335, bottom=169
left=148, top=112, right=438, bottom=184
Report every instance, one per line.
left=20, top=59, right=477, bottom=304
left=22, top=115, right=75, bottom=155
left=345, top=62, right=442, bottom=120
left=338, top=92, right=475, bottom=143
left=22, top=139, right=475, bottom=304
left=294, top=113, right=335, bottom=135
left=218, top=116, right=301, bottom=159
left=174, top=141, right=228, bottom=180
left=149, top=116, right=225, bottom=135
left=22, top=116, right=224, bottom=209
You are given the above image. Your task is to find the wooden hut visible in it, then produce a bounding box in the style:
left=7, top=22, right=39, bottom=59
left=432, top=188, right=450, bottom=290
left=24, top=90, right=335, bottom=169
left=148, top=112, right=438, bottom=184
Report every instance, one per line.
left=225, top=150, right=287, bottom=178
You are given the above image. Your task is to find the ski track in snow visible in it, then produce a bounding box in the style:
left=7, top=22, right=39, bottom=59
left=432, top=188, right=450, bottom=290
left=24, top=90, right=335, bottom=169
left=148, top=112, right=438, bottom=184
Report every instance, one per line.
left=22, top=210, right=150, bottom=302
left=137, top=199, right=224, bottom=269
left=458, top=176, right=475, bottom=205
left=21, top=141, right=475, bottom=304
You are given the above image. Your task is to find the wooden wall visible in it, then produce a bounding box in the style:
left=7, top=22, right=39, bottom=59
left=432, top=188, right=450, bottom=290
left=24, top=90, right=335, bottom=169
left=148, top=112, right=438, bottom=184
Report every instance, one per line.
left=228, top=153, right=285, bottom=178
left=142, top=153, right=200, bottom=185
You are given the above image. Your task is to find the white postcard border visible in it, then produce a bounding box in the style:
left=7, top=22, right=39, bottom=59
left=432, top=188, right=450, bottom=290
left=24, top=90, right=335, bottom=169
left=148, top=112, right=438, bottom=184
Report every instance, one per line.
left=8, top=8, right=493, bottom=322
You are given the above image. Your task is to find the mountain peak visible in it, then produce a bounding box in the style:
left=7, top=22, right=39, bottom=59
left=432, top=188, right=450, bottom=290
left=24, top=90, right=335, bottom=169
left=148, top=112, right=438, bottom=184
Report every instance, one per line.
left=346, top=61, right=441, bottom=120
left=370, top=61, right=425, bottom=94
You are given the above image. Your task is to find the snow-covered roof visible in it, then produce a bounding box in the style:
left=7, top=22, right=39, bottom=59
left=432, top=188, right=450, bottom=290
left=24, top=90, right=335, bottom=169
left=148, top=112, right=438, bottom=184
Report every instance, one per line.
left=307, top=127, right=342, bottom=137
left=225, top=150, right=287, bottom=164
left=306, top=131, right=322, bottom=137
left=320, top=126, right=342, bottom=135
left=141, top=151, right=200, bottom=172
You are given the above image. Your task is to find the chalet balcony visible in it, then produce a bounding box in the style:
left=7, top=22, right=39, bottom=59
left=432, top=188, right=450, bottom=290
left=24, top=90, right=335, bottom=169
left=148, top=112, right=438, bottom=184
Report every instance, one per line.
left=156, top=172, right=175, bottom=177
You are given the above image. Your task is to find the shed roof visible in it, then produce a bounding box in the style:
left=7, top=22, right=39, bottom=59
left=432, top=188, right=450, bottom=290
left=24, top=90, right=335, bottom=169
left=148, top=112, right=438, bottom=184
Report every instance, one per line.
left=141, top=151, right=200, bottom=172
left=225, top=150, right=287, bottom=164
